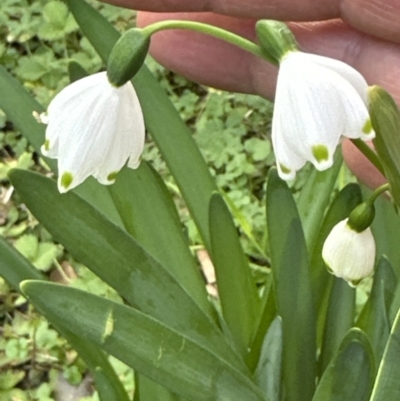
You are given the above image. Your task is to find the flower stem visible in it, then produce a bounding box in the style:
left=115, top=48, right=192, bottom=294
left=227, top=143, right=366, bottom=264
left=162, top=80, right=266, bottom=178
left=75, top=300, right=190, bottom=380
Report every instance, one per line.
left=142, top=20, right=265, bottom=59
left=368, top=182, right=390, bottom=204
left=350, top=139, right=385, bottom=176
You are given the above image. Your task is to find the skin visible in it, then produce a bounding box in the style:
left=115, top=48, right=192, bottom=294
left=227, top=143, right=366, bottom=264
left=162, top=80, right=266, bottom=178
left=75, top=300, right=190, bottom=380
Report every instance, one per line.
left=102, top=0, right=400, bottom=187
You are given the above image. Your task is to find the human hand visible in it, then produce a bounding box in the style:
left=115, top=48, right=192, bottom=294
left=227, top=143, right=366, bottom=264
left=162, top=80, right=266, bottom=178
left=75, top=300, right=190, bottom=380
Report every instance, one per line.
left=103, top=0, right=400, bottom=187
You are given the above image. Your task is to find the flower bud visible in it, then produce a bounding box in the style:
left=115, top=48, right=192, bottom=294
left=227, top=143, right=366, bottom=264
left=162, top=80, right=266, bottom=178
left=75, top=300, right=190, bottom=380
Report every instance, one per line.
left=255, top=20, right=298, bottom=65
left=107, top=28, right=150, bottom=87
left=347, top=202, right=375, bottom=232
left=322, top=218, right=376, bottom=286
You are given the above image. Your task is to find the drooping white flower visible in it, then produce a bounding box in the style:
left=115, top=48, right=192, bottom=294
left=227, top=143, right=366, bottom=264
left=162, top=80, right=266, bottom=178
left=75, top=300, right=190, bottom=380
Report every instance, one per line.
left=322, top=218, right=376, bottom=286
left=38, top=71, right=145, bottom=193
left=273, top=51, right=375, bottom=180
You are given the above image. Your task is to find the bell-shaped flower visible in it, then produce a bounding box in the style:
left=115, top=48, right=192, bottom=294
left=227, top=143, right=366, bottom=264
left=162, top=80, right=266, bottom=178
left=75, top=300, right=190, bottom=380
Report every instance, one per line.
left=322, top=218, right=376, bottom=286
left=38, top=71, right=145, bottom=193
left=273, top=51, right=375, bottom=180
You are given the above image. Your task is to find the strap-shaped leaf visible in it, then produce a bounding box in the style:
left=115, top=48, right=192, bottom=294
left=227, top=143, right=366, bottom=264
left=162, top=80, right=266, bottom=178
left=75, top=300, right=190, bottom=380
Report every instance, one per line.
left=370, top=307, right=400, bottom=400
left=370, top=86, right=400, bottom=207
left=357, top=256, right=397, bottom=363
left=108, top=164, right=212, bottom=319
left=266, top=168, right=316, bottom=401
left=67, top=0, right=217, bottom=249
left=9, top=169, right=245, bottom=373
left=209, top=193, right=260, bottom=355
left=319, top=278, right=355, bottom=374
left=0, top=237, right=130, bottom=401
left=297, top=153, right=342, bottom=250
left=313, top=329, right=374, bottom=401
left=22, top=281, right=268, bottom=401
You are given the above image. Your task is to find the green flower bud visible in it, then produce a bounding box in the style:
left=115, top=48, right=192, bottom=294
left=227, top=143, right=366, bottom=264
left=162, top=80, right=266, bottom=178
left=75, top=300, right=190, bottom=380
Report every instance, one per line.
left=255, top=20, right=298, bottom=65
left=347, top=202, right=375, bottom=233
left=107, top=28, right=150, bottom=87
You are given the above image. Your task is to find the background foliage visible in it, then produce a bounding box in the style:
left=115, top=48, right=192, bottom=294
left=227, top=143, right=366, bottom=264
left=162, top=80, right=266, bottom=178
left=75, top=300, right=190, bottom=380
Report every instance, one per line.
left=0, top=0, right=276, bottom=399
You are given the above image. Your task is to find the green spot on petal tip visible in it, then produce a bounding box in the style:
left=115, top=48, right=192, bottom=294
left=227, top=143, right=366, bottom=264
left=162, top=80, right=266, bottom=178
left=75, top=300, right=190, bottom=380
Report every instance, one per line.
left=362, top=119, right=373, bottom=134
left=279, top=163, right=291, bottom=174
left=61, top=172, right=73, bottom=189
left=44, top=140, right=50, bottom=151
left=312, top=144, right=329, bottom=163
left=107, top=171, right=118, bottom=181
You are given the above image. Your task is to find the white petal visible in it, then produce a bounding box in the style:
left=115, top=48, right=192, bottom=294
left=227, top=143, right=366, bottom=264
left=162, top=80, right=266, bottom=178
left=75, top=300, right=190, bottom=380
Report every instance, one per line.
left=273, top=51, right=374, bottom=177
left=93, top=82, right=145, bottom=183
left=274, top=54, right=343, bottom=170
left=301, top=52, right=369, bottom=104
left=322, top=219, right=376, bottom=284
left=120, top=82, right=145, bottom=169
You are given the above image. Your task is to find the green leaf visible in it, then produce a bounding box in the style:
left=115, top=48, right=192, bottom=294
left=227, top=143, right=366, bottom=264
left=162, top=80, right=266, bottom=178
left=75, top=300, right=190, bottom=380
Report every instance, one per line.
left=67, top=0, right=217, bottom=249
left=318, top=278, right=355, bottom=374
left=22, top=281, right=268, bottom=401
left=313, top=329, right=374, bottom=401
left=357, top=256, right=397, bottom=363
left=9, top=169, right=245, bottom=373
left=369, top=307, right=400, bottom=400
left=0, top=66, right=51, bottom=163
left=266, top=168, right=316, bottom=401
left=254, top=317, right=282, bottom=401
left=135, top=374, right=183, bottom=401
left=0, top=236, right=44, bottom=291
left=297, top=152, right=342, bottom=250
left=369, top=86, right=400, bottom=207
left=108, top=163, right=212, bottom=318
left=209, top=193, right=260, bottom=355
left=68, top=60, right=88, bottom=82
left=0, top=238, right=130, bottom=401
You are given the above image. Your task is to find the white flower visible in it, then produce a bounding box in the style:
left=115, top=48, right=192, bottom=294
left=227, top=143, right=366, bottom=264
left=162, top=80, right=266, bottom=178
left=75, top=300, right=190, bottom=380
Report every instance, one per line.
left=273, top=51, right=375, bottom=180
left=322, top=218, right=376, bottom=286
left=39, top=71, right=145, bottom=193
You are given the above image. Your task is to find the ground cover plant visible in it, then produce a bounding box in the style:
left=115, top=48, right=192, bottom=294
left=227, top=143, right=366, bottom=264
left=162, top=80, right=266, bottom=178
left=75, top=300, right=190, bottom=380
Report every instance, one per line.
left=1, top=1, right=400, bottom=401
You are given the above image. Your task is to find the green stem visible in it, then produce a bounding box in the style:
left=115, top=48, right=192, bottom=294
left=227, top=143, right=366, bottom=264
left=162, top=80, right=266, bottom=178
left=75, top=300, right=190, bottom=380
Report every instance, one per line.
left=368, top=183, right=390, bottom=204
left=351, top=139, right=385, bottom=176
left=142, top=20, right=265, bottom=59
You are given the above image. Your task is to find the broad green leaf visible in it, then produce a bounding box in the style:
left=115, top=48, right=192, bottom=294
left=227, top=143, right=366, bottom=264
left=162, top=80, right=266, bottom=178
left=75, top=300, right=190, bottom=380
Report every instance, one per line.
left=254, top=317, right=282, bottom=401
left=369, top=307, right=400, bottom=400
left=22, top=281, right=268, bottom=401
left=68, top=60, right=88, bottom=82
left=318, top=278, right=355, bottom=374
left=247, top=278, right=276, bottom=371
left=67, top=0, right=217, bottom=249
left=357, top=256, right=397, bottom=364
left=9, top=169, right=245, bottom=373
left=297, top=152, right=342, bottom=250
left=108, top=164, right=212, bottom=318
left=313, top=329, right=374, bottom=401
left=0, top=65, right=124, bottom=228
left=209, top=193, right=260, bottom=355
left=135, top=374, right=182, bottom=401
left=0, top=237, right=130, bottom=401
left=266, top=169, right=316, bottom=401
left=0, top=66, right=52, bottom=163
left=0, top=236, right=44, bottom=288
left=369, top=86, right=400, bottom=207
left=369, top=190, right=400, bottom=277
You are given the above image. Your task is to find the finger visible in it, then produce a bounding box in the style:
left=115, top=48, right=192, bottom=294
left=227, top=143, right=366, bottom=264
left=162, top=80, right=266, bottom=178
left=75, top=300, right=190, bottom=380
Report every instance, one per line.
left=342, top=140, right=386, bottom=189
left=138, top=13, right=400, bottom=105
left=106, top=0, right=400, bottom=43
